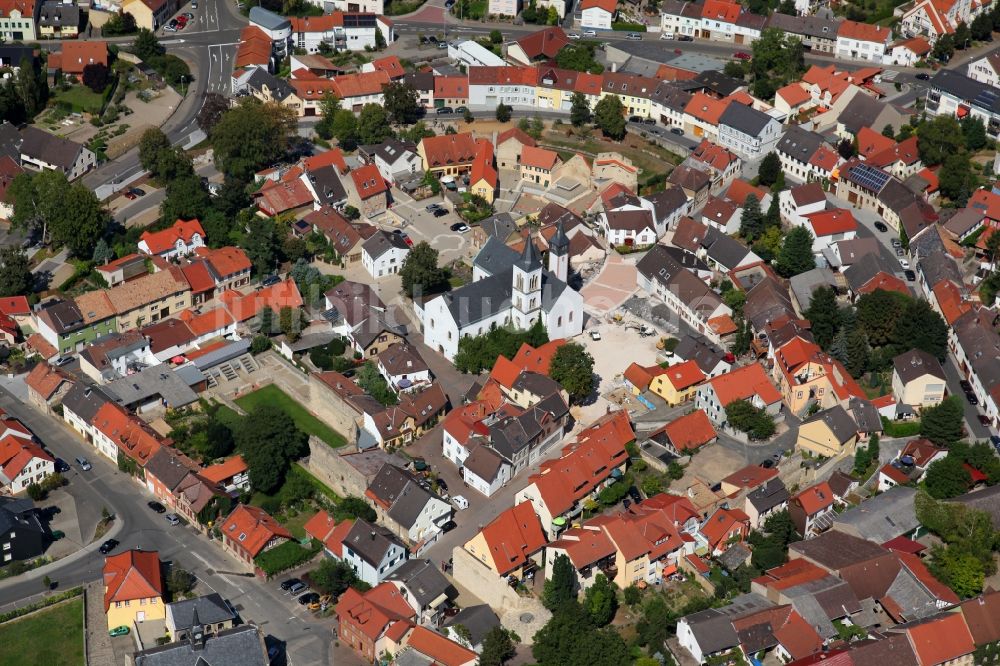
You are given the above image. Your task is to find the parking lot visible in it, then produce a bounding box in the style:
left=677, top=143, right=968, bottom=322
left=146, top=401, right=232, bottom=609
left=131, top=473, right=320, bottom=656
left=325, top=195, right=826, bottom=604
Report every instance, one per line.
left=389, top=190, right=476, bottom=266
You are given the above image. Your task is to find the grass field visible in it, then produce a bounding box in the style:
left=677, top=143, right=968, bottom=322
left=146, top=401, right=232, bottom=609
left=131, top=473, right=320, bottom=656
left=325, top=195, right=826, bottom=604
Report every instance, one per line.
left=235, top=385, right=346, bottom=448
left=0, top=598, right=84, bottom=666
left=52, top=85, right=105, bottom=114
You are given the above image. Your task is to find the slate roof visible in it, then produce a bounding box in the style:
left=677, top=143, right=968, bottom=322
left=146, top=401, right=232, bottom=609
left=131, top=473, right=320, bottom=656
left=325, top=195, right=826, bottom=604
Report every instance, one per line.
left=893, top=349, right=945, bottom=384
left=442, top=605, right=500, bottom=647
left=680, top=593, right=773, bottom=656
left=166, top=593, right=237, bottom=631
left=802, top=405, right=857, bottom=445
left=343, top=519, right=407, bottom=567
left=367, top=464, right=439, bottom=531
left=18, top=126, right=85, bottom=171
left=386, top=558, right=452, bottom=608
left=746, top=478, right=790, bottom=515
left=472, top=236, right=520, bottom=277
left=950, top=484, right=1000, bottom=529
left=478, top=212, right=518, bottom=242
left=673, top=335, right=727, bottom=374
left=133, top=624, right=268, bottom=666
left=777, top=126, right=824, bottom=163
left=61, top=384, right=111, bottom=424
left=916, top=251, right=961, bottom=290
left=838, top=93, right=886, bottom=135
left=833, top=486, right=918, bottom=544
left=788, top=530, right=888, bottom=571
left=437, top=267, right=568, bottom=328
left=719, top=102, right=774, bottom=136
left=363, top=230, right=409, bottom=261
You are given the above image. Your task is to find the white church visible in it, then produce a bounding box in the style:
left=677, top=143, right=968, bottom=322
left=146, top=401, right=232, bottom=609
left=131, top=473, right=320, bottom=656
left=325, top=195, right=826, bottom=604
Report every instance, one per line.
left=419, top=223, right=585, bottom=361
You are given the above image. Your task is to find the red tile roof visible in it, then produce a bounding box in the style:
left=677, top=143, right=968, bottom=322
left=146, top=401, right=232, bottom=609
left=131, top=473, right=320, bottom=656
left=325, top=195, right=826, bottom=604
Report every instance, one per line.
left=520, top=146, right=560, bottom=171
left=725, top=179, right=767, bottom=207
left=91, top=402, right=162, bottom=466
left=684, top=92, right=731, bottom=126
left=805, top=208, right=857, bottom=236
left=690, top=140, right=738, bottom=172
left=721, top=463, right=779, bottom=491
left=857, top=127, right=896, bottom=159
left=218, top=279, right=303, bottom=323
left=477, top=501, right=547, bottom=575
left=434, top=74, right=469, bottom=99
left=256, top=177, right=314, bottom=215
left=25, top=362, right=68, bottom=401
left=220, top=504, right=292, bottom=558
left=793, top=482, right=834, bottom=515
left=195, top=246, right=252, bottom=278
left=623, top=362, right=668, bottom=391
left=581, top=0, right=616, bottom=13
left=708, top=362, right=782, bottom=407
left=303, top=148, right=348, bottom=174
left=103, top=549, right=163, bottom=610
left=700, top=507, right=749, bottom=550
left=776, top=83, right=812, bottom=108
left=516, top=27, right=570, bottom=60
left=304, top=510, right=355, bottom=554
left=335, top=585, right=414, bottom=642
left=470, top=139, right=497, bottom=190
left=56, top=41, right=109, bottom=76
left=879, top=463, right=910, bottom=486
left=496, top=127, right=537, bottom=148
left=0, top=296, right=27, bottom=318
left=181, top=260, right=215, bottom=295
left=350, top=164, right=388, bottom=200
left=838, top=19, right=890, bottom=43
left=548, top=525, right=616, bottom=569
left=200, top=455, right=247, bottom=484
left=0, top=434, right=52, bottom=483
left=139, top=219, right=205, bottom=255
left=370, top=55, right=405, bottom=79
left=856, top=271, right=909, bottom=297
left=468, top=66, right=537, bottom=86
left=901, top=611, right=974, bottom=666
left=405, top=626, right=478, bottom=666
left=420, top=133, right=479, bottom=168
left=660, top=359, right=705, bottom=391
left=701, top=0, right=741, bottom=22
left=662, top=410, right=716, bottom=451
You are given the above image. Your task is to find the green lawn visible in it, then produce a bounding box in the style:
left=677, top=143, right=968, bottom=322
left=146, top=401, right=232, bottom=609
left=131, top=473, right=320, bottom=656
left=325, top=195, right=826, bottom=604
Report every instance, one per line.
left=52, top=85, right=105, bottom=114
left=282, top=508, right=319, bottom=540
left=235, top=385, right=346, bottom=448
left=0, top=598, right=84, bottom=666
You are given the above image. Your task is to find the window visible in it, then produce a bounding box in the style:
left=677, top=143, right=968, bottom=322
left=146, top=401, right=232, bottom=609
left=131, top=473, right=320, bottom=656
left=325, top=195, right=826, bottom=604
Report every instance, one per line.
left=2, top=543, right=8, bottom=551
left=115, top=601, right=121, bottom=608
left=125, top=600, right=130, bottom=607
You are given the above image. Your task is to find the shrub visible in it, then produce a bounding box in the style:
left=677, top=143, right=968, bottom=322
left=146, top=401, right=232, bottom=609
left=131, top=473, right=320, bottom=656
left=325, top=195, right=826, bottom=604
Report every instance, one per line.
left=254, top=539, right=322, bottom=576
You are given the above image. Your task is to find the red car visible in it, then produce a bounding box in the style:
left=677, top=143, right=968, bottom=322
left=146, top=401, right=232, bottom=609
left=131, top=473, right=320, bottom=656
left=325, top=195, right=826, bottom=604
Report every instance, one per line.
left=733, top=52, right=751, bottom=60
left=175, top=15, right=188, bottom=28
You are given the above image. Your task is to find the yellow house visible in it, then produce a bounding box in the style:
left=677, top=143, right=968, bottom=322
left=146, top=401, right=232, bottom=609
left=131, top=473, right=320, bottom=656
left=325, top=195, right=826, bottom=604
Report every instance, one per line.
left=795, top=405, right=859, bottom=458
left=418, top=133, right=479, bottom=177
left=104, top=549, right=165, bottom=630
left=772, top=337, right=866, bottom=415
left=123, top=0, right=177, bottom=31
left=891, top=349, right=946, bottom=409
left=75, top=267, right=192, bottom=333
left=463, top=502, right=546, bottom=579
left=649, top=359, right=705, bottom=406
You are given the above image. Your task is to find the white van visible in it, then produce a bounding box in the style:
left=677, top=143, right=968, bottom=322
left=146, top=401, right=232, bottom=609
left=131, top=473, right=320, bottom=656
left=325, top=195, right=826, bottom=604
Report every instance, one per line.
left=452, top=495, right=469, bottom=510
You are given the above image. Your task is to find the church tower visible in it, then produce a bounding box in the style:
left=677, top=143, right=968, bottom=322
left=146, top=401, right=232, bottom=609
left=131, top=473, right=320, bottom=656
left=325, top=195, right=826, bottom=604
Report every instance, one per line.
left=548, top=221, right=569, bottom=283
left=512, top=239, right=542, bottom=330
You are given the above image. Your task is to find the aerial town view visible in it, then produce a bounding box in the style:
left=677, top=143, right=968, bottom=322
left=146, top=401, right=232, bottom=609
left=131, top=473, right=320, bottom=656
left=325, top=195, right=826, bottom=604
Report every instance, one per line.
left=2, top=0, right=1000, bottom=662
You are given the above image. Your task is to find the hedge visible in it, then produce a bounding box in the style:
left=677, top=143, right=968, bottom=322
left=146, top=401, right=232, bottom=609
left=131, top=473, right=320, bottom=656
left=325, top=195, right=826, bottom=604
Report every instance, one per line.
left=254, top=539, right=322, bottom=577
left=612, top=22, right=647, bottom=31
left=881, top=417, right=922, bottom=438
left=0, top=587, right=83, bottom=624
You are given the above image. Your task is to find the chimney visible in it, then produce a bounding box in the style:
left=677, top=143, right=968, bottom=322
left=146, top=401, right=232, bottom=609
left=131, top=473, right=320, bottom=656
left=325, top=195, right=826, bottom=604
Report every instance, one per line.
left=370, top=530, right=376, bottom=540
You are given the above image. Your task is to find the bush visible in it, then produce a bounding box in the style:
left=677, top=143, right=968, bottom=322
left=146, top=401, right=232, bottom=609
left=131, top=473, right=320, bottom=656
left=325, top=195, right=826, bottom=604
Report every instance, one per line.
left=254, top=539, right=322, bottom=577
left=0, top=587, right=82, bottom=624
left=612, top=21, right=646, bottom=31
left=250, top=335, right=272, bottom=355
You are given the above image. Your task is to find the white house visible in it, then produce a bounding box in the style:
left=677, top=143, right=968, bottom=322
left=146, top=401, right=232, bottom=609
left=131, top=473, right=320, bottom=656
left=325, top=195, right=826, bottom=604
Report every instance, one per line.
left=885, top=37, right=932, bottom=67
left=318, top=516, right=409, bottom=587
left=467, top=66, right=538, bottom=108
left=835, top=20, right=891, bottom=63
left=17, top=127, right=96, bottom=181
left=448, top=40, right=506, bottom=68
left=717, top=103, right=783, bottom=160
left=804, top=208, right=858, bottom=255
left=420, top=231, right=583, bottom=361
left=367, top=464, right=452, bottom=552
left=579, top=0, right=615, bottom=30
left=288, top=13, right=390, bottom=54
left=138, top=219, right=206, bottom=260
left=362, top=139, right=422, bottom=186
left=377, top=343, right=431, bottom=393
left=780, top=182, right=828, bottom=228
left=968, top=53, right=1000, bottom=87
left=0, top=413, right=54, bottom=495
left=694, top=363, right=782, bottom=426
left=320, top=0, right=383, bottom=13
left=600, top=209, right=658, bottom=247
left=362, top=231, right=409, bottom=280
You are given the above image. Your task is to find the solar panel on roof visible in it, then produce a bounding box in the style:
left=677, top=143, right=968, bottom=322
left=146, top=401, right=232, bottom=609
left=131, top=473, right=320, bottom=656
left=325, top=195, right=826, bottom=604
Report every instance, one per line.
left=850, top=163, right=890, bottom=192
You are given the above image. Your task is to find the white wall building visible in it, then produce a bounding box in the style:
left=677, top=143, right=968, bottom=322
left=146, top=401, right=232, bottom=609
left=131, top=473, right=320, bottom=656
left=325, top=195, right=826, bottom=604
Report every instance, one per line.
left=361, top=231, right=410, bottom=280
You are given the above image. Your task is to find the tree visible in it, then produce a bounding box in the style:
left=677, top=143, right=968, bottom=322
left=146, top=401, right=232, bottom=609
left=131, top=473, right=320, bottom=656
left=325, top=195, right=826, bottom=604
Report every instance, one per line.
left=593, top=95, right=626, bottom=140
left=334, top=496, right=378, bottom=522
left=929, top=544, right=985, bottom=597
left=167, top=567, right=196, bottom=598
left=724, top=60, right=748, bottom=79
left=241, top=217, right=283, bottom=275
left=382, top=82, right=421, bottom=125
left=918, top=115, right=964, bottom=165
left=92, top=238, right=114, bottom=264
left=555, top=43, right=603, bottom=74
left=82, top=63, right=109, bottom=93
left=971, top=13, right=994, bottom=40
left=955, top=21, right=972, bottom=48
left=233, top=404, right=309, bottom=494
left=197, top=92, right=230, bottom=133
left=844, top=327, right=870, bottom=378
left=315, top=93, right=341, bottom=141
left=309, top=558, right=367, bottom=596
left=10, top=171, right=108, bottom=258
left=542, top=554, right=576, bottom=611
left=161, top=175, right=211, bottom=223
left=853, top=445, right=871, bottom=476
left=837, top=137, right=855, bottom=160
left=920, top=395, right=965, bottom=447
left=570, top=92, right=591, bottom=127
left=804, top=286, right=840, bottom=349
left=749, top=28, right=806, bottom=99
left=583, top=574, right=618, bottom=627
left=933, top=33, right=955, bottom=61
left=532, top=602, right=629, bottom=666
left=892, top=299, right=949, bottom=361
left=775, top=226, right=815, bottom=277
left=330, top=108, right=360, bottom=150
left=479, top=626, right=518, bottom=666
left=489, top=28, right=503, bottom=43
left=463, top=107, right=474, bottom=124
left=623, top=584, right=641, bottom=606
left=356, top=362, right=398, bottom=406
left=279, top=306, right=301, bottom=342
left=939, top=152, right=976, bottom=203
left=961, top=116, right=988, bottom=152
left=357, top=103, right=393, bottom=145
left=548, top=343, right=595, bottom=404
left=139, top=128, right=191, bottom=181
left=15, top=57, right=47, bottom=118
left=211, top=99, right=295, bottom=181
left=725, top=400, right=776, bottom=440
left=495, top=102, right=512, bottom=122
left=0, top=247, right=32, bottom=297
left=925, top=455, right=973, bottom=499
left=739, top=194, right=764, bottom=242
left=856, top=289, right=908, bottom=348
left=757, top=152, right=781, bottom=187
left=133, top=28, right=164, bottom=61
left=399, top=241, right=448, bottom=298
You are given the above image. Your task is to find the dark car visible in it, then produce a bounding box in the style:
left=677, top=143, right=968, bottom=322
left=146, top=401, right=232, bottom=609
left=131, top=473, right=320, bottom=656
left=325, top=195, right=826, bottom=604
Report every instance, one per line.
left=297, top=592, right=320, bottom=606
left=441, top=520, right=458, bottom=533
left=873, top=221, right=888, bottom=232
left=280, top=578, right=302, bottom=591
left=147, top=501, right=166, bottom=514
left=915, top=73, right=931, bottom=80
left=628, top=115, right=643, bottom=123
left=677, top=35, right=693, bottom=41
left=261, top=275, right=281, bottom=287
left=450, top=222, right=470, bottom=233
left=425, top=203, right=441, bottom=212
left=54, top=458, right=70, bottom=473
left=436, top=479, right=449, bottom=492
left=436, top=107, right=454, bottom=115
left=966, top=391, right=979, bottom=405
left=99, top=539, right=119, bottom=555
left=627, top=486, right=642, bottom=504
left=978, top=414, right=991, bottom=426
left=123, top=189, right=138, bottom=200
left=761, top=459, right=775, bottom=469
left=670, top=127, right=684, bottom=135
left=454, top=106, right=469, bottom=114
left=433, top=208, right=448, bottom=217
left=129, top=187, right=146, bottom=197
left=959, top=379, right=973, bottom=392
left=904, top=269, right=916, bottom=281
left=991, top=435, right=1000, bottom=452
left=643, top=117, right=656, bottom=124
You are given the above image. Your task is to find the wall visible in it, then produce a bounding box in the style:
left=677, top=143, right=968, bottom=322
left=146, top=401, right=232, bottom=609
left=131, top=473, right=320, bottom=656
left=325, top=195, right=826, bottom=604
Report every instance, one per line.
left=451, top=545, right=523, bottom=611
left=302, top=436, right=366, bottom=498
left=307, top=373, right=362, bottom=444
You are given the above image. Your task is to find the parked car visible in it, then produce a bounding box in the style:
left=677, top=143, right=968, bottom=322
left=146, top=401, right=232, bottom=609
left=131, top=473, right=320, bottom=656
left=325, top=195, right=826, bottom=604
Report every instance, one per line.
left=99, top=539, right=119, bottom=555
left=915, top=73, right=930, bottom=80
left=399, top=232, right=413, bottom=246
left=166, top=513, right=180, bottom=526
left=436, top=106, right=454, bottom=114
left=978, top=414, right=991, bottom=426
left=454, top=106, right=469, bottom=114
left=280, top=578, right=302, bottom=592
left=669, top=127, right=684, bottom=135
left=628, top=115, right=643, bottom=123
left=261, top=275, right=281, bottom=287
left=297, top=592, right=320, bottom=606
left=589, top=329, right=602, bottom=341
left=761, top=459, right=775, bottom=469
left=904, top=269, right=916, bottom=282
left=891, top=238, right=902, bottom=248
left=452, top=495, right=469, bottom=510
left=627, top=486, right=642, bottom=504
left=53, top=356, right=73, bottom=367
left=568, top=32, right=581, bottom=39
left=288, top=582, right=307, bottom=595
left=123, top=189, right=138, bottom=200
left=899, top=258, right=910, bottom=270
left=54, top=458, right=70, bottom=473
left=959, top=379, right=973, bottom=392
left=76, top=457, right=92, bottom=471
left=147, top=501, right=166, bottom=514
left=643, top=117, right=655, bottom=124
left=109, top=626, right=130, bottom=637
left=966, top=391, right=980, bottom=405
left=733, top=52, right=751, bottom=60
left=660, top=32, right=674, bottom=39
left=436, top=478, right=449, bottom=492
left=677, top=34, right=693, bottom=41
left=991, top=435, right=1000, bottom=452
left=438, top=41, right=448, bottom=49
left=626, top=32, right=642, bottom=40
left=433, top=208, right=448, bottom=217
left=450, top=222, right=470, bottom=233
left=874, top=221, right=888, bottom=232
left=583, top=29, right=597, bottom=37
left=181, top=12, right=193, bottom=18
left=426, top=203, right=441, bottom=212
left=441, top=519, right=458, bottom=533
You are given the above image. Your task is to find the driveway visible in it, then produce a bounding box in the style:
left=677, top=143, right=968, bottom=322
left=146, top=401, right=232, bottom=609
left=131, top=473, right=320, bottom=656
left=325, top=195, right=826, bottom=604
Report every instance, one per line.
left=389, top=190, right=475, bottom=267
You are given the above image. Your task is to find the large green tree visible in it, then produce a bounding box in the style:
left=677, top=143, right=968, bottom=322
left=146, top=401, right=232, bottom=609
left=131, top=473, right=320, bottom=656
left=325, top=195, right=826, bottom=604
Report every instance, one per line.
left=15, top=57, right=47, bottom=118
left=804, top=286, right=841, bottom=350
left=739, top=194, right=764, bottom=242
left=478, top=626, right=518, bottom=666
left=593, top=95, right=626, bottom=140
left=919, top=395, right=965, bottom=447
left=197, top=92, right=231, bottom=133
left=357, top=103, right=393, bottom=146
left=542, top=554, right=576, bottom=612
left=938, top=152, right=976, bottom=204
left=917, top=116, right=965, bottom=166
left=0, top=247, right=32, bottom=297
left=133, top=28, right=164, bottom=61
left=548, top=342, right=595, bottom=404
left=161, top=174, right=211, bottom=223
left=240, top=216, right=283, bottom=275
left=399, top=241, right=448, bottom=298
left=892, top=299, right=949, bottom=361
left=532, top=601, right=629, bottom=666
left=570, top=92, right=591, bottom=127
left=775, top=226, right=815, bottom=277
left=856, top=289, right=908, bottom=348
left=233, top=404, right=309, bottom=494
left=8, top=170, right=107, bottom=257
left=749, top=29, right=805, bottom=100
left=758, top=152, right=781, bottom=187
left=583, top=574, right=618, bottom=627
left=924, top=455, right=972, bottom=499
left=382, top=82, right=421, bottom=125
left=211, top=99, right=296, bottom=181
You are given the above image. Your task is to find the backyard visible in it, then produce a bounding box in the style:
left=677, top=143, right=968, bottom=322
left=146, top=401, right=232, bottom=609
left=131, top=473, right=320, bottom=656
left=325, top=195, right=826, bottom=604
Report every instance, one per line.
left=0, top=598, right=84, bottom=666
left=235, top=385, right=346, bottom=448
left=51, top=85, right=106, bottom=115
left=540, top=126, right=681, bottom=185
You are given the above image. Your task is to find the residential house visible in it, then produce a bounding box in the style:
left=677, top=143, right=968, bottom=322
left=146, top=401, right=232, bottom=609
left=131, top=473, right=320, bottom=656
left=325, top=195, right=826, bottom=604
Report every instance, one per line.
left=469, top=139, right=498, bottom=204
left=780, top=182, right=828, bottom=229
left=831, top=486, right=919, bottom=543
left=494, top=127, right=536, bottom=171
left=892, top=349, right=946, bottom=409
left=385, top=558, right=453, bottom=627
left=418, top=133, right=479, bottom=177
left=772, top=336, right=866, bottom=414
left=323, top=280, right=404, bottom=358
left=506, top=27, right=570, bottom=65
left=48, top=40, right=107, bottom=75
left=804, top=209, right=858, bottom=255
left=0, top=414, right=53, bottom=495
left=699, top=506, right=750, bottom=556
left=433, top=75, right=469, bottom=109
left=335, top=584, right=417, bottom=663
left=888, top=612, right=975, bottom=665
left=650, top=409, right=718, bottom=455
left=602, top=209, right=658, bottom=247
left=795, top=405, right=859, bottom=458
left=199, top=455, right=251, bottom=495
left=306, top=512, right=409, bottom=586
left=359, top=139, right=421, bottom=186
left=18, top=126, right=95, bottom=180
left=519, top=146, right=560, bottom=189
left=579, top=0, right=615, bottom=30
left=675, top=593, right=775, bottom=663
left=305, top=207, right=375, bottom=268
left=138, top=219, right=206, bottom=260
left=775, top=126, right=841, bottom=183
left=835, top=20, right=891, bottom=62
left=0, top=0, right=39, bottom=41
left=133, top=624, right=269, bottom=666
left=649, top=360, right=706, bottom=406
left=789, top=482, right=836, bottom=537
left=377, top=343, right=431, bottom=393
left=968, top=52, right=1000, bottom=87
left=443, top=605, right=501, bottom=653
left=103, top=549, right=164, bottom=630
left=346, top=164, right=389, bottom=219
left=165, top=593, right=239, bottom=641
left=744, top=478, right=790, bottom=529
left=695, top=363, right=783, bottom=426
left=90, top=401, right=163, bottom=466
left=467, top=66, right=536, bottom=109
left=24, top=362, right=71, bottom=413
left=219, top=504, right=293, bottom=571
left=365, top=464, right=452, bottom=552
left=717, top=102, right=782, bottom=159
left=458, top=502, right=546, bottom=599
left=0, top=497, right=48, bottom=563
